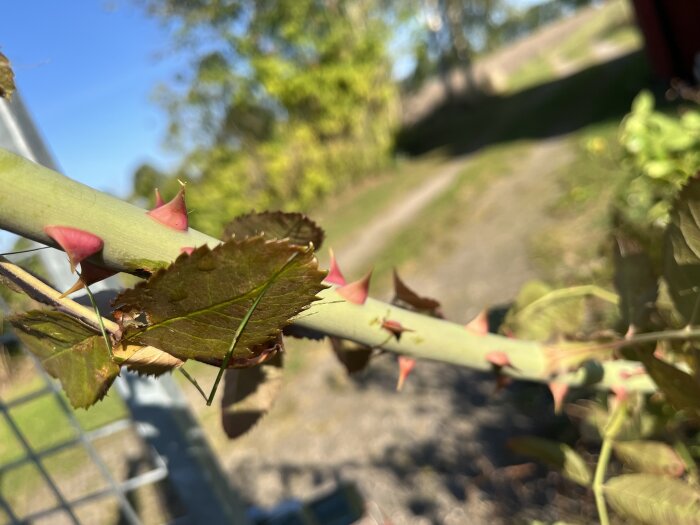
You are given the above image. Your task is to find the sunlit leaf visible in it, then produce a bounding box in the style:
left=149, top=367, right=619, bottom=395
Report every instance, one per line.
left=604, top=474, right=700, bottom=525
left=508, top=436, right=591, bottom=487
left=113, top=238, right=326, bottom=366
left=221, top=346, right=284, bottom=439
left=10, top=311, right=119, bottom=408
left=502, top=281, right=619, bottom=342
left=222, top=211, right=324, bottom=249
left=112, top=343, right=184, bottom=376
left=613, top=440, right=685, bottom=477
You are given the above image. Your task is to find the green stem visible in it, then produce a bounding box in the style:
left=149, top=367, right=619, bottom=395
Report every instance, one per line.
left=0, top=149, right=670, bottom=393
left=179, top=367, right=208, bottom=402
left=82, top=281, right=114, bottom=359
left=593, top=437, right=613, bottom=525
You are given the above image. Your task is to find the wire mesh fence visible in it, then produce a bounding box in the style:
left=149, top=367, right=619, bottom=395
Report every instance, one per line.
left=0, top=354, right=187, bottom=525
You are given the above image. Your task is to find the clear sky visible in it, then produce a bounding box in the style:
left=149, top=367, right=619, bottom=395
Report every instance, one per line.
left=0, top=0, right=183, bottom=197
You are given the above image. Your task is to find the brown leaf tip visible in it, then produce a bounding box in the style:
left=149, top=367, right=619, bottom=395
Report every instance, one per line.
left=44, top=226, right=104, bottom=273
left=337, top=268, right=372, bottom=305
left=147, top=185, right=188, bottom=231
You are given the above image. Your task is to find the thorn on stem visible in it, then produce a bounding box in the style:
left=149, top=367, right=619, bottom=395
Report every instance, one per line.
left=465, top=309, right=489, bottom=335
left=44, top=226, right=104, bottom=273
left=396, top=356, right=416, bottom=391
left=326, top=248, right=346, bottom=285
left=381, top=319, right=413, bottom=341
left=337, top=269, right=372, bottom=305
left=147, top=183, right=188, bottom=231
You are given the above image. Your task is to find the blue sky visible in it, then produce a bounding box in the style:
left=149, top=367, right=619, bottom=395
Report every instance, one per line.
left=0, top=0, right=183, bottom=197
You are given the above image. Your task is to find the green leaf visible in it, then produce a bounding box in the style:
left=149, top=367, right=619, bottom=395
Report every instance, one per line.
left=113, top=238, right=326, bottom=365
left=613, top=234, right=658, bottom=332
left=502, top=282, right=619, bottom=342
left=0, top=52, right=15, bottom=100
left=613, top=440, right=685, bottom=477
left=604, top=474, right=700, bottom=525
left=10, top=311, right=119, bottom=409
left=508, top=436, right=592, bottom=487
left=663, top=176, right=700, bottom=323
left=221, top=347, right=284, bottom=440
left=222, top=211, right=325, bottom=249
left=640, top=355, right=700, bottom=418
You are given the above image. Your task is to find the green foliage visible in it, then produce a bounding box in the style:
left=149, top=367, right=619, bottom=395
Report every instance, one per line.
left=113, top=238, right=326, bottom=365
left=508, top=436, right=592, bottom=487
left=10, top=311, right=119, bottom=409
left=604, top=474, right=700, bottom=525
left=0, top=52, right=15, bottom=100
left=612, top=440, right=685, bottom=477
left=138, top=0, right=399, bottom=235
left=616, top=91, right=700, bottom=237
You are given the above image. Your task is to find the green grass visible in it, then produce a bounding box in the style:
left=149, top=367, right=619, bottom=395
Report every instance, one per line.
left=0, top=361, right=128, bottom=508
left=312, top=156, right=446, bottom=249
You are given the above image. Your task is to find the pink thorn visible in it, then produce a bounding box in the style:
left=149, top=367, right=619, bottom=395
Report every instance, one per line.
left=485, top=351, right=514, bottom=369
left=337, top=269, right=372, bottom=305
left=147, top=185, right=188, bottom=231
left=396, top=356, right=416, bottom=391
left=44, top=226, right=104, bottom=273
left=326, top=248, right=346, bottom=286
left=625, top=325, right=636, bottom=340
left=180, top=246, right=195, bottom=255
left=465, top=310, right=489, bottom=335
left=381, top=319, right=414, bottom=341
left=154, top=188, right=165, bottom=208
left=548, top=382, right=568, bottom=414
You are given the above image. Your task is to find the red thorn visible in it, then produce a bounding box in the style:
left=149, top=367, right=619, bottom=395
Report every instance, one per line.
left=337, top=269, right=372, bottom=305
left=465, top=309, right=489, bottom=335
left=59, top=261, right=116, bottom=298
left=381, top=319, right=413, bottom=341
left=326, top=248, right=346, bottom=285
left=44, top=226, right=104, bottom=273
left=154, top=188, right=165, bottom=208
left=147, top=184, right=188, bottom=231
left=548, top=382, right=568, bottom=414
left=396, top=356, right=416, bottom=391
left=485, top=351, right=514, bottom=370
left=180, top=246, right=195, bottom=255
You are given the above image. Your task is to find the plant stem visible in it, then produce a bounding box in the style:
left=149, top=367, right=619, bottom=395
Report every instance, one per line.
left=179, top=367, right=208, bottom=402
left=82, top=280, right=113, bottom=359
left=0, top=149, right=667, bottom=393
left=0, top=255, right=117, bottom=334
left=593, top=437, right=613, bottom=525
